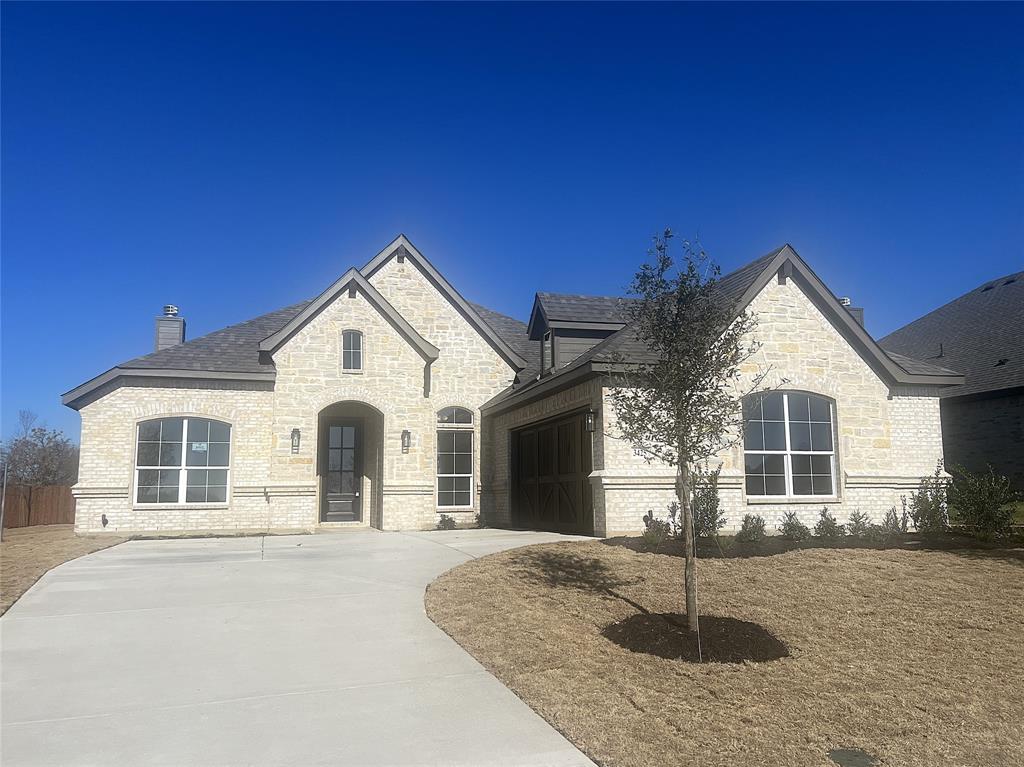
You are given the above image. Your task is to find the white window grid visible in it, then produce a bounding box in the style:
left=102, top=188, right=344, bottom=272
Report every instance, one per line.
left=744, top=393, right=837, bottom=499
left=436, top=410, right=474, bottom=509
left=134, top=417, right=231, bottom=505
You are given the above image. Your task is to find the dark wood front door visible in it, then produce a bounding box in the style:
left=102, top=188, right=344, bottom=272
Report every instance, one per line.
left=321, top=420, right=362, bottom=522
left=512, top=411, right=594, bottom=535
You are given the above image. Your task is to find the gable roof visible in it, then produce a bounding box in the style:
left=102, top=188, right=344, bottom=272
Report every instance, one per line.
left=482, top=244, right=965, bottom=415
left=527, top=293, right=630, bottom=338
left=879, top=270, right=1024, bottom=398
left=361, top=235, right=528, bottom=370
left=62, top=236, right=532, bottom=409
left=258, top=268, right=439, bottom=362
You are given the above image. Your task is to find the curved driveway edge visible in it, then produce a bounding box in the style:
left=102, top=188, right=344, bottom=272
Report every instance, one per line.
left=1, top=529, right=594, bottom=766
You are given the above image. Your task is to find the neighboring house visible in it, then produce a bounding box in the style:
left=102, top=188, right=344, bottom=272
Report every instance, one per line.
left=63, top=235, right=963, bottom=536
left=880, top=271, right=1023, bottom=490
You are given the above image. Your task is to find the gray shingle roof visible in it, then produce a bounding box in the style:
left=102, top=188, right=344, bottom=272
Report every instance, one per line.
left=535, top=293, right=631, bottom=324
left=469, top=303, right=539, bottom=371
left=120, top=301, right=311, bottom=374
left=879, top=270, right=1024, bottom=398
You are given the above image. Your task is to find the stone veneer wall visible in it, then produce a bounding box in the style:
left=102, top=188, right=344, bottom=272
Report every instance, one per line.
left=74, top=255, right=516, bottom=534
left=596, top=276, right=948, bottom=535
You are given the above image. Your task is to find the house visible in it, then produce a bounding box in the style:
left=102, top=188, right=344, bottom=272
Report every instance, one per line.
left=63, top=235, right=963, bottom=536
left=879, top=271, right=1023, bottom=490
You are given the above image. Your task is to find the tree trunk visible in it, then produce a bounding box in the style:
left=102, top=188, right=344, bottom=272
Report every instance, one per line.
left=676, top=458, right=698, bottom=632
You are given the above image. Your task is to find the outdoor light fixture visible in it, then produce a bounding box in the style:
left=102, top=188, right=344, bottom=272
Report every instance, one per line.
left=584, top=409, right=597, bottom=433
left=290, top=428, right=301, bottom=454
left=401, top=430, right=411, bottom=453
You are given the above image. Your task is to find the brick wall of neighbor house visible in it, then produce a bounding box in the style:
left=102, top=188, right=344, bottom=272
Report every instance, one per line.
left=481, top=379, right=605, bottom=530
left=941, top=391, right=1024, bottom=490
left=74, top=257, right=515, bottom=534
left=596, top=276, right=947, bottom=535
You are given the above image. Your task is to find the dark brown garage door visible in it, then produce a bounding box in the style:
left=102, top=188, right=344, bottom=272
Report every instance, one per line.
left=512, top=411, right=594, bottom=535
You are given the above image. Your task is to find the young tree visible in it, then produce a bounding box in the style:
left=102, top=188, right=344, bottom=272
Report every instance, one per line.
left=609, top=231, right=769, bottom=637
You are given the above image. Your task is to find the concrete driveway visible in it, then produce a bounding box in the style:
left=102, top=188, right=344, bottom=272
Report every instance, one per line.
left=1, top=529, right=594, bottom=766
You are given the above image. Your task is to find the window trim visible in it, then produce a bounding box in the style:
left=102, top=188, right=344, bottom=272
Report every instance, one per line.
left=133, top=416, right=232, bottom=507
left=436, top=408, right=475, bottom=510
left=542, top=330, right=553, bottom=372
left=743, top=392, right=838, bottom=501
left=341, top=329, right=363, bottom=373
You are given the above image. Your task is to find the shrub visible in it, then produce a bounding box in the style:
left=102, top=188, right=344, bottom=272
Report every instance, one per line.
left=813, top=508, right=846, bottom=538
left=692, top=465, right=726, bottom=538
left=436, top=514, right=457, bottom=531
left=846, top=510, right=871, bottom=537
left=947, top=464, right=1021, bottom=541
left=882, top=499, right=910, bottom=534
left=641, top=511, right=671, bottom=551
left=777, top=511, right=811, bottom=541
left=735, top=514, right=766, bottom=543
left=908, top=462, right=949, bottom=534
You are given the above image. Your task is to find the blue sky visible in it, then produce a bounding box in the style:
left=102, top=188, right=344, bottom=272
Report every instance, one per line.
left=3, top=2, right=1022, bottom=440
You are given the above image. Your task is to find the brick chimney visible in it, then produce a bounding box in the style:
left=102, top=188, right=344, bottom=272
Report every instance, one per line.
left=155, top=305, right=186, bottom=351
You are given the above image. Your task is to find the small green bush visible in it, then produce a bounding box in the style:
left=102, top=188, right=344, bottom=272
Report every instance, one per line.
left=735, top=514, right=767, bottom=543
left=882, top=499, right=910, bottom=535
left=846, top=509, right=871, bottom=537
left=813, top=508, right=846, bottom=538
left=641, top=511, right=671, bottom=551
left=436, top=514, right=457, bottom=531
left=948, top=464, right=1021, bottom=541
left=692, top=465, right=726, bottom=538
left=908, top=462, right=949, bottom=534
left=778, top=511, right=811, bottom=541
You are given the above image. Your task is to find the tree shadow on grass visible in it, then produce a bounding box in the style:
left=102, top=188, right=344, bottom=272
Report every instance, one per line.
left=513, top=547, right=790, bottom=664
left=602, top=613, right=790, bottom=663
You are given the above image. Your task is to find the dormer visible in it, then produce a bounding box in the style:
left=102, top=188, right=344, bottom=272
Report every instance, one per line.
left=526, top=292, right=628, bottom=374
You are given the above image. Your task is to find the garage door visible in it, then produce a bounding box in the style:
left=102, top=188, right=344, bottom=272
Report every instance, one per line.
left=512, top=411, right=594, bottom=535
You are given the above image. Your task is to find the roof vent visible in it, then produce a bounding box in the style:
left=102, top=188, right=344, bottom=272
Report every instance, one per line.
left=982, top=285, right=994, bottom=292
left=163, top=304, right=180, bottom=317
left=995, top=358, right=1009, bottom=367
left=1004, top=278, right=1017, bottom=286
left=839, top=296, right=852, bottom=307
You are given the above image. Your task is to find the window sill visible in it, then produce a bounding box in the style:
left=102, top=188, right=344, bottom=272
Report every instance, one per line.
left=341, top=369, right=364, bottom=375
left=746, top=496, right=840, bottom=505
left=436, top=507, right=475, bottom=513
left=132, top=503, right=231, bottom=511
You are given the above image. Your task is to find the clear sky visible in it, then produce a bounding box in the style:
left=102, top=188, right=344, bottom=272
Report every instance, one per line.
left=2, top=2, right=1022, bottom=441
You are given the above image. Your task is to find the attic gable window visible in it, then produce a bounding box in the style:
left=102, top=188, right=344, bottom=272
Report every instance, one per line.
left=342, top=330, right=363, bottom=372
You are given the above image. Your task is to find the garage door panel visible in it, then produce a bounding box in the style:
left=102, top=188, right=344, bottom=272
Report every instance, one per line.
left=512, top=412, right=594, bottom=536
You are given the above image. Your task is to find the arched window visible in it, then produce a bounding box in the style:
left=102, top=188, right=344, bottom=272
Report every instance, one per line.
left=135, top=417, right=231, bottom=504
left=342, top=330, right=363, bottom=371
left=743, top=392, right=835, bottom=497
left=436, top=407, right=473, bottom=507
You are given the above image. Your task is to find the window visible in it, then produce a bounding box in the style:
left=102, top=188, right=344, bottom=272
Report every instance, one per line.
left=542, top=331, right=553, bottom=371
left=437, top=408, right=473, bottom=507
left=342, top=330, right=362, bottom=371
left=136, top=417, right=230, bottom=504
left=743, top=392, right=835, bottom=497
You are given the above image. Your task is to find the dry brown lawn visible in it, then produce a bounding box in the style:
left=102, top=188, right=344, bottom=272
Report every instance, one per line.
left=426, top=540, right=1024, bottom=767
left=1, top=525, right=126, bottom=615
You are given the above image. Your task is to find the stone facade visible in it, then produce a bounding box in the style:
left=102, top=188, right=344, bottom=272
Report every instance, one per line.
left=596, top=276, right=947, bottom=534
left=74, top=255, right=516, bottom=534
left=482, top=274, right=949, bottom=537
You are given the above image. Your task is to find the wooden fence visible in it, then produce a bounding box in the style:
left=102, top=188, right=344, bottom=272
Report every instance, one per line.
left=1, top=485, right=76, bottom=528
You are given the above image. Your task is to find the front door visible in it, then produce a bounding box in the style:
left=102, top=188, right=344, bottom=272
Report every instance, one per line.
left=321, top=420, right=362, bottom=522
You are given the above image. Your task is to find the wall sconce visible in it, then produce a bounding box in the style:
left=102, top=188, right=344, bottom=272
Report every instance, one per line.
left=584, top=409, right=597, bottom=433
left=290, top=428, right=301, bottom=454
left=401, top=430, right=411, bottom=453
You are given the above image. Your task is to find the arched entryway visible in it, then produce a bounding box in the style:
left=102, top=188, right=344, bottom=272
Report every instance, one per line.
left=317, top=401, right=384, bottom=527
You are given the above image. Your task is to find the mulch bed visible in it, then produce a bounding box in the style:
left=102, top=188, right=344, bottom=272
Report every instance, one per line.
left=1, top=525, right=126, bottom=615
left=426, top=539, right=1024, bottom=767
